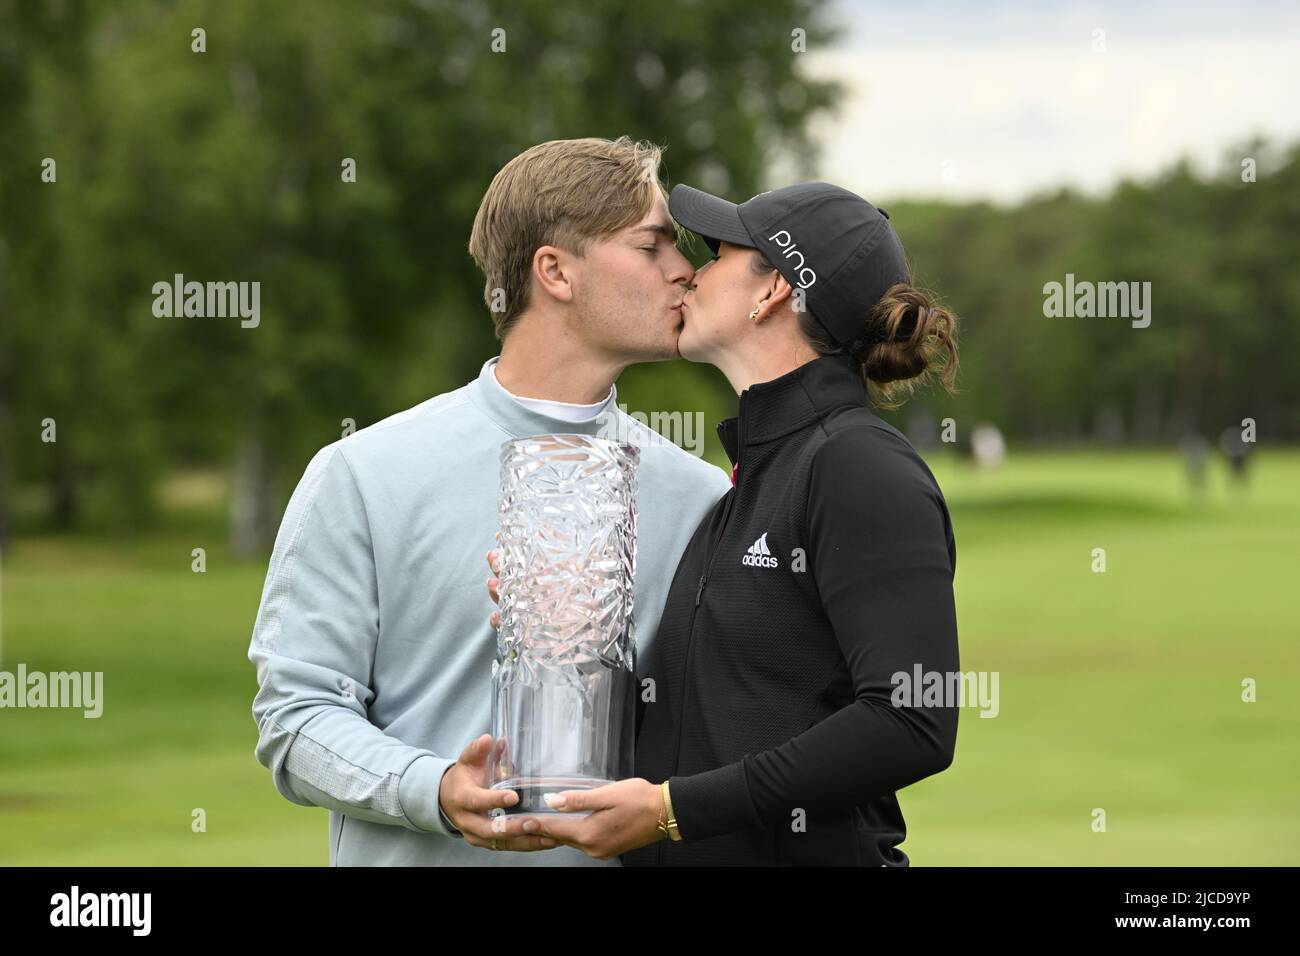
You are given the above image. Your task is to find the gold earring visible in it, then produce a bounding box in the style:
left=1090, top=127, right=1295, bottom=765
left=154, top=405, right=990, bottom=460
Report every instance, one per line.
left=749, top=308, right=760, bottom=322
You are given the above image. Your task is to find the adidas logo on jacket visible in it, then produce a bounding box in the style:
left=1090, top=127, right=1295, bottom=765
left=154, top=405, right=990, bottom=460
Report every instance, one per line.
left=741, top=532, right=779, bottom=568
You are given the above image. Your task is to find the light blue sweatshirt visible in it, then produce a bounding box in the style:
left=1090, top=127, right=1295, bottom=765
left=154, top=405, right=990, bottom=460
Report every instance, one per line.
left=247, top=356, right=731, bottom=866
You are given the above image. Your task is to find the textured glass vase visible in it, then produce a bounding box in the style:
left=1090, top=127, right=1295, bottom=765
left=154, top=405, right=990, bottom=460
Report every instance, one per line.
left=488, top=434, right=639, bottom=814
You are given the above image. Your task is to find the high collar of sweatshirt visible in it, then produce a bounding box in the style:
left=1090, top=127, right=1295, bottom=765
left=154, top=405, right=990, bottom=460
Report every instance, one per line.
left=468, top=356, right=621, bottom=439
left=717, top=353, right=868, bottom=467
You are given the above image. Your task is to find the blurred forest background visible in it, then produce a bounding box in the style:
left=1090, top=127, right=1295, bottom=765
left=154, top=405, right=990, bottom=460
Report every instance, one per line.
left=1, top=0, right=1296, bottom=865
left=3, top=0, right=1296, bottom=552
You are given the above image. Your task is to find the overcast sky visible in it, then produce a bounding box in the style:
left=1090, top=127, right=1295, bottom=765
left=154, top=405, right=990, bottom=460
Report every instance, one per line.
left=802, top=0, right=1300, bottom=205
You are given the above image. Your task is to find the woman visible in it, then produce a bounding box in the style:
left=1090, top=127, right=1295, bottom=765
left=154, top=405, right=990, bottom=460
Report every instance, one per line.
left=492, top=181, right=961, bottom=866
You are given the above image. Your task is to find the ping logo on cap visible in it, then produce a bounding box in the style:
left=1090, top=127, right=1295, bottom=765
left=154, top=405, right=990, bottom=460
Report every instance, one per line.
left=767, top=230, right=817, bottom=289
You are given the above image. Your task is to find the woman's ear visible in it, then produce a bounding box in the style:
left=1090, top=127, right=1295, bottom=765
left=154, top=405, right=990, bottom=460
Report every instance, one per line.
left=752, top=270, right=794, bottom=324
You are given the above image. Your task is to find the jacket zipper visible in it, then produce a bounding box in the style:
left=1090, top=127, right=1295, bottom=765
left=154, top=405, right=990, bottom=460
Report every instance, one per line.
left=693, top=408, right=746, bottom=614
left=660, top=408, right=746, bottom=863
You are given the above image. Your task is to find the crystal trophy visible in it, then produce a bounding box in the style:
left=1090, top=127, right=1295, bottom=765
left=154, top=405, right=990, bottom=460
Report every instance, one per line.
left=488, top=434, right=639, bottom=814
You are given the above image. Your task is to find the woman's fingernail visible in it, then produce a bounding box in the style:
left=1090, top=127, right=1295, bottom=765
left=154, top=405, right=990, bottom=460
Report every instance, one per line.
left=522, top=819, right=539, bottom=833
left=542, top=792, right=566, bottom=809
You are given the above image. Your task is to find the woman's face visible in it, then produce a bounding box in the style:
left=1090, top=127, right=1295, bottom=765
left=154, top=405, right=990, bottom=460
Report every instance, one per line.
left=678, top=240, right=770, bottom=362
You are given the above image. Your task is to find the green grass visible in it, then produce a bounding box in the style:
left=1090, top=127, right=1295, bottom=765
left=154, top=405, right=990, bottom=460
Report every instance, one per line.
left=1, top=451, right=1297, bottom=865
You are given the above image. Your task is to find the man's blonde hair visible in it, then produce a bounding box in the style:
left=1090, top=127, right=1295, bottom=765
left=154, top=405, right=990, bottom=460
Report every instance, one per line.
left=468, top=136, right=668, bottom=339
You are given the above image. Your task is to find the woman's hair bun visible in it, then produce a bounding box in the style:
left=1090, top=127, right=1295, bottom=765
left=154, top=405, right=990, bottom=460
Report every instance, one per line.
left=848, top=283, right=959, bottom=409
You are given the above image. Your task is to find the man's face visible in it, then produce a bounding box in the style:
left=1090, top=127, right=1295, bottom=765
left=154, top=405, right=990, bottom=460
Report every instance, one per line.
left=569, top=192, right=695, bottom=361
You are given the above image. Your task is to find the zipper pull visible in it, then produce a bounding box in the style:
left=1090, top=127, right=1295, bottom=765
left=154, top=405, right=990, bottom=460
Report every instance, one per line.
left=695, top=575, right=707, bottom=607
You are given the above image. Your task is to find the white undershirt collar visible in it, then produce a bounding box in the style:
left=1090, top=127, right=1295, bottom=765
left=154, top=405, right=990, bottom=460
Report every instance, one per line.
left=487, top=356, right=614, bottom=423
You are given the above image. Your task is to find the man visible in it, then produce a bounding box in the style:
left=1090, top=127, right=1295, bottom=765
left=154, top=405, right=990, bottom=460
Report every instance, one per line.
left=247, top=136, right=732, bottom=866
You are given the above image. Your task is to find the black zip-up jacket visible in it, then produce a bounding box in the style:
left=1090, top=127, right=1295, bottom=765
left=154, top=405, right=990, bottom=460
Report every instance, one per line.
left=623, top=353, right=960, bottom=866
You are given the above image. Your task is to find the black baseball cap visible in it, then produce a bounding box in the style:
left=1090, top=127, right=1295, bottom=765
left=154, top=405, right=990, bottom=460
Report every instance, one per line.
left=668, top=181, right=912, bottom=346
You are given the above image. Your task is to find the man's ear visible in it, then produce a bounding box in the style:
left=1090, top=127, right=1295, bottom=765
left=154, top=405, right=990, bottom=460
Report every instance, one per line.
left=532, top=244, right=576, bottom=305
left=753, top=270, right=794, bottom=324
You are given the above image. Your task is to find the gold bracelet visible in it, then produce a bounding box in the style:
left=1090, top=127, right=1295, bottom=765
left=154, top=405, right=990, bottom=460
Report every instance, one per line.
left=657, top=780, right=682, bottom=841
